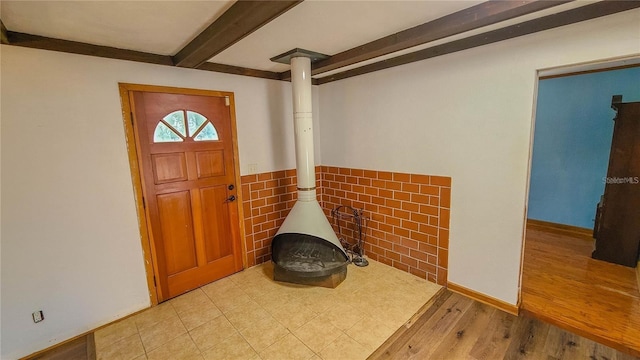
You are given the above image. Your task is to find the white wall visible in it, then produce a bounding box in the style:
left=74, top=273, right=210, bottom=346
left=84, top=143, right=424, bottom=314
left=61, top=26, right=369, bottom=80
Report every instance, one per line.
left=2, top=9, right=639, bottom=359
left=319, top=10, right=640, bottom=305
left=0, top=46, right=303, bottom=359
left=0, top=48, right=4, bottom=357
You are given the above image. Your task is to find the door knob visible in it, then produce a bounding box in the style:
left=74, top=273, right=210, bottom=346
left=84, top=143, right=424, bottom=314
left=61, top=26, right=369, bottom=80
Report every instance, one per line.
left=225, top=195, right=236, bottom=203
left=228, top=184, right=235, bottom=190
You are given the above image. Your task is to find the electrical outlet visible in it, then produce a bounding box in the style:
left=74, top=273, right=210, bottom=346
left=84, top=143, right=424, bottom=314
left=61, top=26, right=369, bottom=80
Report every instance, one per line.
left=32, top=310, right=44, bottom=323
left=248, top=163, right=258, bottom=174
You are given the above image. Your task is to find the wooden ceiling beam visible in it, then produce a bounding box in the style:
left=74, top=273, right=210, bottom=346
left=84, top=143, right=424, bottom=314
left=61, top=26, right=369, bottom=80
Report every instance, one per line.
left=1, top=19, right=9, bottom=44
left=312, top=0, right=572, bottom=75
left=5, top=31, right=173, bottom=65
left=197, top=62, right=281, bottom=80
left=3, top=2, right=637, bottom=85
left=173, top=0, right=302, bottom=68
left=316, top=1, right=640, bottom=85
left=279, top=0, right=572, bottom=80
left=4, top=31, right=286, bottom=81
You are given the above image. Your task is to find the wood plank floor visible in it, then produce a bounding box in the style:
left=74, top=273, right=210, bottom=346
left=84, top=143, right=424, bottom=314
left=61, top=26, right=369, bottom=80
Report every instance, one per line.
left=369, top=290, right=639, bottom=360
left=521, top=223, right=640, bottom=357
left=24, top=333, right=95, bottom=360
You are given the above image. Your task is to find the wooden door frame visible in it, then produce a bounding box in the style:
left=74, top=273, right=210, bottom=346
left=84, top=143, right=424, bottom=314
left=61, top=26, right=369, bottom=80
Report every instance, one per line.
left=520, top=55, right=640, bottom=312
left=118, top=83, right=247, bottom=305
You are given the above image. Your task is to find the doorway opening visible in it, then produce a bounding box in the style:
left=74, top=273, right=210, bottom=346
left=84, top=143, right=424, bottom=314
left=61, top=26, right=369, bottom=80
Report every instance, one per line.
left=520, top=57, right=640, bottom=356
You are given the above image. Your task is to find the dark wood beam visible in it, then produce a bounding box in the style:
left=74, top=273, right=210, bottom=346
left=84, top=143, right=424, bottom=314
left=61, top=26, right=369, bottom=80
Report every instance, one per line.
left=5, top=31, right=286, bottom=82
left=539, top=63, right=640, bottom=81
left=173, top=1, right=302, bottom=68
left=197, top=62, right=281, bottom=80
left=6, top=32, right=173, bottom=65
left=280, top=0, right=573, bottom=80
left=1, top=19, right=9, bottom=45
left=316, top=1, right=640, bottom=85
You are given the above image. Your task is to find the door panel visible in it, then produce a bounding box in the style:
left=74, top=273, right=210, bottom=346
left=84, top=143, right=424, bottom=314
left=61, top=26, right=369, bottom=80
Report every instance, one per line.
left=152, top=153, right=188, bottom=184
left=196, top=151, right=226, bottom=179
left=200, top=186, right=233, bottom=262
left=157, top=191, right=197, bottom=275
left=131, top=90, right=243, bottom=301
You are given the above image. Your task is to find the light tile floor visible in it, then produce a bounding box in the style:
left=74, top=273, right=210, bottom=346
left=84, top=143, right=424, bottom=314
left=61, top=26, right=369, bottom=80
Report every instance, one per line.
left=95, top=259, right=442, bottom=360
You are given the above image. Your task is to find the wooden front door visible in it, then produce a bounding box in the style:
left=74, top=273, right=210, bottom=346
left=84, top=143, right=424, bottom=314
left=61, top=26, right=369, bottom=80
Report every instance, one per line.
left=131, top=90, right=243, bottom=301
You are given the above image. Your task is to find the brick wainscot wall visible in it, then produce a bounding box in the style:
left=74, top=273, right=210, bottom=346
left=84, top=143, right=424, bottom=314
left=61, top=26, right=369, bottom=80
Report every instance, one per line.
left=240, top=166, right=450, bottom=285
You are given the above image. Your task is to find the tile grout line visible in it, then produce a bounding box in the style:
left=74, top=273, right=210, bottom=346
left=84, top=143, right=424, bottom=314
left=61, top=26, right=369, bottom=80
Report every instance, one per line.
left=94, top=261, right=442, bottom=359
left=131, top=313, right=151, bottom=357
left=219, top=279, right=288, bottom=358
left=171, top=299, right=207, bottom=359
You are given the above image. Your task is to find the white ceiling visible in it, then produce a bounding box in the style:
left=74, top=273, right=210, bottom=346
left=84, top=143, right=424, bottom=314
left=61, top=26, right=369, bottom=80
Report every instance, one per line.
left=0, top=0, right=485, bottom=72
left=0, top=0, right=608, bottom=78
left=0, top=1, right=235, bottom=55
left=314, top=0, right=595, bottom=78
left=209, top=0, right=482, bottom=72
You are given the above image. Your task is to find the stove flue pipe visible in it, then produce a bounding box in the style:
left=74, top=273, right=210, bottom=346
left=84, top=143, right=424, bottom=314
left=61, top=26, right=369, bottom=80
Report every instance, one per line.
left=271, top=52, right=347, bottom=261
left=291, top=56, right=316, bottom=202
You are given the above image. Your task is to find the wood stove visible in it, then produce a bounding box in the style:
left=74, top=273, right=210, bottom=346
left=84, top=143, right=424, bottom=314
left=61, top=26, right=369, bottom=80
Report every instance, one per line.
left=269, top=49, right=348, bottom=287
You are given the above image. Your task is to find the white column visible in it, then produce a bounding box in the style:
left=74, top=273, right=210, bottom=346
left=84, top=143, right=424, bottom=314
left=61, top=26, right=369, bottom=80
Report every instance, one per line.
left=291, top=56, right=316, bottom=202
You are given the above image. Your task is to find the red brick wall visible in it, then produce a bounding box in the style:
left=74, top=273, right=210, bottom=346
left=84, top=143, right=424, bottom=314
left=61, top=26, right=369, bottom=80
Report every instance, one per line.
left=320, top=167, right=450, bottom=285
left=240, top=166, right=450, bottom=285
left=240, top=167, right=321, bottom=267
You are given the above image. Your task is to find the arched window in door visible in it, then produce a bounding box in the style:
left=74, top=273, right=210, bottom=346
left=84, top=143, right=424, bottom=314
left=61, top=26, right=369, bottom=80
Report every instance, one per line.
left=153, top=110, right=219, bottom=143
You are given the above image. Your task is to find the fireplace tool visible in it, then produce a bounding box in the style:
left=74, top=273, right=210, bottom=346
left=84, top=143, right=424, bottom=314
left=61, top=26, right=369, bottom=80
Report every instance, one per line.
left=331, top=205, right=369, bottom=267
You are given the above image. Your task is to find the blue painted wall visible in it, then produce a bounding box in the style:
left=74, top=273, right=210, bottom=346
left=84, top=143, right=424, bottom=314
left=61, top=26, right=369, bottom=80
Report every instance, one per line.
left=528, top=67, right=640, bottom=229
